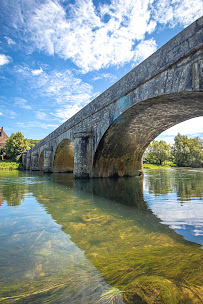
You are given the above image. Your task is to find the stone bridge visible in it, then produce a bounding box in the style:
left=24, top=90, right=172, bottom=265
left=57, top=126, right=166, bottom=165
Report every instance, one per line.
left=23, top=17, right=203, bottom=178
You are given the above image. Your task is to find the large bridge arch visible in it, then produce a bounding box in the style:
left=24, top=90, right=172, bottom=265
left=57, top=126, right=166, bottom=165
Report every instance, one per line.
left=92, top=92, right=203, bottom=177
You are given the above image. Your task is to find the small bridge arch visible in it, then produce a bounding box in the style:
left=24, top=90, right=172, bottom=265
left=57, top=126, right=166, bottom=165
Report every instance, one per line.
left=53, top=138, right=74, bottom=173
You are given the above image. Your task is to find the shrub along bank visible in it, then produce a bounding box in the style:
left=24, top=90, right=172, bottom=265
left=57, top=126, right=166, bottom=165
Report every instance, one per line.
left=0, top=160, right=24, bottom=170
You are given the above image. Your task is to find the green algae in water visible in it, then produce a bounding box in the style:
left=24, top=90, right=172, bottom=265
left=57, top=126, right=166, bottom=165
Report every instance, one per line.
left=0, top=170, right=203, bottom=303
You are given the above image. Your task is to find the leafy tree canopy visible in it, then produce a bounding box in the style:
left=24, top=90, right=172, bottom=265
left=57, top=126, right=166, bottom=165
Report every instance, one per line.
left=27, top=139, right=40, bottom=149
left=172, top=133, right=203, bottom=168
left=5, top=132, right=29, bottom=161
left=145, top=140, right=171, bottom=165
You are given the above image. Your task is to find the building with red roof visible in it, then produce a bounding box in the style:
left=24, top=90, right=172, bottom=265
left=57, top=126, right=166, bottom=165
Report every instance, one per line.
left=0, top=127, right=9, bottom=149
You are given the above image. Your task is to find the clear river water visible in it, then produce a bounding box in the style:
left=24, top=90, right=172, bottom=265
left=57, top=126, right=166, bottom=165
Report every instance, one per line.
left=0, top=168, right=202, bottom=304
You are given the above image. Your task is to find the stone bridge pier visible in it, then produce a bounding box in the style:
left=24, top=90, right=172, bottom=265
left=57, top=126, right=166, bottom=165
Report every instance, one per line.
left=24, top=17, right=203, bottom=178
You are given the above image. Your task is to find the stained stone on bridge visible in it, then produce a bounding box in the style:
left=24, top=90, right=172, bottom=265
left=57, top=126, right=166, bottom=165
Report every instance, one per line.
left=26, top=152, right=31, bottom=170
left=32, top=153, right=39, bottom=171
left=44, top=148, right=53, bottom=173
left=74, top=132, right=93, bottom=178
left=22, top=152, right=27, bottom=167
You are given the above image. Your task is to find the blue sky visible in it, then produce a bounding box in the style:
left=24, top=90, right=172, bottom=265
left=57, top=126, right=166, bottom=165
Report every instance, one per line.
left=0, top=0, right=202, bottom=142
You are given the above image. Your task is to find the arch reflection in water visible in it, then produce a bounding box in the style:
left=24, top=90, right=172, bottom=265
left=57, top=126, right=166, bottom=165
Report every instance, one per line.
left=144, top=168, right=203, bottom=245
left=0, top=169, right=202, bottom=303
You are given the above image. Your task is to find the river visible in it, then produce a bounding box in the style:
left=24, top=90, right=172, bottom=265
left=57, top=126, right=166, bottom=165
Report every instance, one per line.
left=0, top=168, right=202, bottom=303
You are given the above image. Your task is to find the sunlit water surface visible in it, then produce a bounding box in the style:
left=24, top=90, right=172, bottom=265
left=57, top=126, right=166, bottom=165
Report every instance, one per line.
left=0, top=168, right=202, bottom=303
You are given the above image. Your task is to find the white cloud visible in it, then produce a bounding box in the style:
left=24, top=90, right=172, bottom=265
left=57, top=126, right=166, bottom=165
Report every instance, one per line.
left=1, top=1, right=202, bottom=73
left=162, top=117, right=203, bottom=136
left=35, top=111, right=47, bottom=120
left=133, top=38, right=157, bottom=63
left=25, top=0, right=156, bottom=72
left=0, top=112, right=2, bottom=115
left=17, top=0, right=201, bottom=73
left=51, top=104, right=84, bottom=121
left=92, top=73, right=117, bottom=82
left=14, top=97, right=32, bottom=110
left=0, top=106, right=16, bottom=119
left=0, top=54, right=11, bottom=66
left=15, top=65, right=97, bottom=122
left=152, top=0, right=203, bottom=27
left=156, top=117, right=203, bottom=144
left=31, top=67, right=43, bottom=75
left=16, top=121, right=58, bottom=130
left=4, top=36, right=16, bottom=45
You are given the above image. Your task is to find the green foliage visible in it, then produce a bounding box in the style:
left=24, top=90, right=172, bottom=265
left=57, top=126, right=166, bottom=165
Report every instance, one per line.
left=143, top=163, right=177, bottom=169
left=0, top=146, right=5, bottom=160
left=27, top=139, right=40, bottom=148
left=172, top=133, right=203, bottom=168
left=145, top=140, right=171, bottom=165
left=5, top=132, right=29, bottom=161
left=0, top=160, right=24, bottom=170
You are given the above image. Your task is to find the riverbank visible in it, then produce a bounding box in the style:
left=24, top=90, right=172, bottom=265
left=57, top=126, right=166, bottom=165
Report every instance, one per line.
left=143, top=163, right=177, bottom=169
left=0, top=160, right=24, bottom=170
left=0, top=161, right=178, bottom=171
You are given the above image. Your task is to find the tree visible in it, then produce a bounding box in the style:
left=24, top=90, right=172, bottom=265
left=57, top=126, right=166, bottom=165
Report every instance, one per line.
left=5, top=132, right=29, bottom=161
left=0, top=146, right=6, bottom=160
left=172, top=133, right=203, bottom=168
left=27, top=139, right=40, bottom=149
left=145, top=140, right=170, bottom=165
left=145, top=140, right=171, bottom=165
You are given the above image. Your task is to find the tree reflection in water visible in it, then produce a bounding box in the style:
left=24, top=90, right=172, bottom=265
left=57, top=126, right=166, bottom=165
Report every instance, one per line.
left=144, top=168, right=203, bottom=200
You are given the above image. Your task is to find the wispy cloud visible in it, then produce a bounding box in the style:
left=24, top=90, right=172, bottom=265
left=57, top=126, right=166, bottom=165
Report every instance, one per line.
left=50, top=104, right=84, bottom=122
left=23, top=0, right=156, bottom=72
left=14, top=97, right=32, bottom=110
left=92, top=73, right=118, bottom=82
left=133, top=39, right=157, bottom=63
left=6, top=0, right=200, bottom=73
left=4, top=36, right=16, bottom=45
left=15, top=65, right=97, bottom=121
left=16, top=121, right=59, bottom=130
left=0, top=105, right=16, bottom=119
left=0, top=54, right=12, bottom=66
left=163, top=117, right=203, bottom=136
left=152, top=0, right=203, bottom=27
left=31, top=67, right=43, bottom=75
left=35, top=111, right=47, bottom=120
left=156, top=117, right=203, bottom=144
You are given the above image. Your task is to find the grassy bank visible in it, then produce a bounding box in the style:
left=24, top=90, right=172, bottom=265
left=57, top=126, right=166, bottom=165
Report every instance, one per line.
left=0, top=160, right=24, bottom=170
left=143, top=162, right=177, bottom=169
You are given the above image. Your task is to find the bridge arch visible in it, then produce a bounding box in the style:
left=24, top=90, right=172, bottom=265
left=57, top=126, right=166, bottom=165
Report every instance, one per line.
left=92, top=92, right=203, bottom=178
left=53, top=138, right=74, bottom=173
